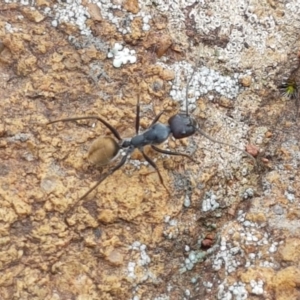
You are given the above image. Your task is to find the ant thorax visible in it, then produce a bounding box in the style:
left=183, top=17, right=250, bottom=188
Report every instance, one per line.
left=129, top=123, right=171, bottom=147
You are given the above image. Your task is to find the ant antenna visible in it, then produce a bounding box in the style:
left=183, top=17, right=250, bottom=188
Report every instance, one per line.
left=185, top=67, right=197, bottom=116
left=196, top=127, right=257, bottom=167
left=186, top=63, right=257, bottom=168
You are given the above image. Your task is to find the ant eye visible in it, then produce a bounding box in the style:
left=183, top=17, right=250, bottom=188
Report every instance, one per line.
left=168, top=114, right=196, bottom=139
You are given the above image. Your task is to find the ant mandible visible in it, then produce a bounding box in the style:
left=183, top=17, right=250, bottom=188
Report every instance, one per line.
left=47, top=71, right=256, bottom=200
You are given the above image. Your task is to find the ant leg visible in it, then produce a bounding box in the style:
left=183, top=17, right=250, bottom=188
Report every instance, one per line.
left=151, top=145, right=197, bottom=163
left=140, top=148, right=170, bottom=194
left=135, top=95, right=140, bottom=134
left=136, top=92, right=164, bottom=130
left=79, top=147, right=133, bottom=200
left=47, top=116, right=122, bottom=141
left=149, top=110, right=165, bottom=126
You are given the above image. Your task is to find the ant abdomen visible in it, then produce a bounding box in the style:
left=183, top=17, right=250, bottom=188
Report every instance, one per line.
left=87, top=137, right=120, bottom=166
left=168, top=114, right=197, bottom=139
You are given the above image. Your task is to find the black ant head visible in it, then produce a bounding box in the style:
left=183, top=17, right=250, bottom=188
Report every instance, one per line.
left=168, top=114, right=197, bottom=139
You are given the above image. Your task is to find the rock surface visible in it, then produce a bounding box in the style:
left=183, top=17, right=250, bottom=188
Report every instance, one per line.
left=1, top=0, right=300, bottom=299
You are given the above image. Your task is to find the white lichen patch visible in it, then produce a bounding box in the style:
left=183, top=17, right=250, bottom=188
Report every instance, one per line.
left=127, top=261, right=136, bottom=278
left=89, top=0, right=151, bottom=34
left=151, top=0, right=299, bottom=70
left=46, top=0, right=93, bottom=35
left=127, top=242, right=152, bottom=281
left=158, top=61, right=240, bottom=112
left=205, top=210, right=284, bottom=297
left=107, top=43, right=137, bottom=68
left=156, top=60, right=254, bottom=172
left=182, top=250, right=207, bottom=271
left=163, top=217, right=179, bottom=240
left=202, top=191, right=219, bottom=212
left=250, top=279, right=264, bottom=295
left=218, top=281, right=248, bottom=300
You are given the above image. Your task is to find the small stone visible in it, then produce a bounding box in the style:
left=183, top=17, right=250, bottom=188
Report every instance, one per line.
left=123, top=0, right=139, bottom=14
left=87, top=3, right=102, bottom=21
left=269, top=244, right=277, bottom=253
left=265, top=131, right=273, bottom=138
left=98, top=209, right=117, bottom=223
left=205, top=234, right=215, bottom=240
left=243, top=220, right=251, bottom=227
left=51, top=19, right=58, bottom=27
left=21, top=7, right=45, bottom=22
left=156, top=35, right=172, bottom=58
left=183, top=196, right=191, bottom=207
left=160, top=68, right=175, bottom=81
left=246, top=144, right=259, bottom=157
left=201, top=238, right=213, bottom=249
left=273, top=204, right=284, bottom=215
left=218, top=96, right=234, bottom=108
left=239, top=75, right=252, bottom=87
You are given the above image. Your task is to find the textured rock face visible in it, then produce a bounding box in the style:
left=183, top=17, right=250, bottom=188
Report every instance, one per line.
left=1, top=0, right=300, bottom=299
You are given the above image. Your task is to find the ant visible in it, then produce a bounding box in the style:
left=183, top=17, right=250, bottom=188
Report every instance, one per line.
left=47, top=71, right=256, bottom=200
